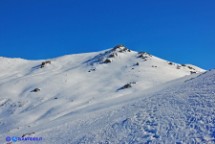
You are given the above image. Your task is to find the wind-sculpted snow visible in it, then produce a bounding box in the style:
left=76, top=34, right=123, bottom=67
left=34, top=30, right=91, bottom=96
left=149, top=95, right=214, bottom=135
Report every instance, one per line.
left=70, top=70, right=215, bottom=144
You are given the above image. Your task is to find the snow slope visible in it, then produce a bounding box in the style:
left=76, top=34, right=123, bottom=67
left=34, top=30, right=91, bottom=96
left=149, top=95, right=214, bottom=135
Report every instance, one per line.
left=0, top=46, right=212, bottom=144
left=65, top=70, right=215, bottom=144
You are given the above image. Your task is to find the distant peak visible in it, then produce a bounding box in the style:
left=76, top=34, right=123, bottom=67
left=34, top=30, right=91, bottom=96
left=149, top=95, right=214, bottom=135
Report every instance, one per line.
left=86, top=44, right=132, bottom=65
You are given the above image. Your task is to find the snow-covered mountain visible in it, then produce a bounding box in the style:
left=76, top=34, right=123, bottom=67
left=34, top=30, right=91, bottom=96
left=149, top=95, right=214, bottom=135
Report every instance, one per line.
left=1, top=45, right=214, bottom=144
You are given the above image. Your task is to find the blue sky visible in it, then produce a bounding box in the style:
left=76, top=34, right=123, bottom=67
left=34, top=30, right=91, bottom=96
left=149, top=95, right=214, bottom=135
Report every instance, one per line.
left=0, top=0, right=214, bottom=69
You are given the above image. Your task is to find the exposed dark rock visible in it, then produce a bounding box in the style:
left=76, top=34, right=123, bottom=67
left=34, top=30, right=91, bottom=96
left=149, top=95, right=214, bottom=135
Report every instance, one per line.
left=190, top=71, right=197, bottom=74
left=85, top=44, right=130, bottom=65
left=121, top=83, right=132, bottom=89
left=118, top=48, right=128, bottom=53
left=138, top=52, right=151, bottom=56
left=88, top=68, right=96, bottom=72
left=187, top=66, right=195, bottom=70
left=113, top=44, right=130, bottom=53
left=108, top=53, right=117, bottom=58
left=117, top=82, right=136, bottom=91
left=31, top=88, right=40, bottom=92
left=41, top=61, right=51, bottom=68
left=134, top=62, right=139, bottom=66
left=22, top=132, right=35, bottom=138
left=103, top=59, right=111, bottom=64
left=137, top=52, right=152, bottom=61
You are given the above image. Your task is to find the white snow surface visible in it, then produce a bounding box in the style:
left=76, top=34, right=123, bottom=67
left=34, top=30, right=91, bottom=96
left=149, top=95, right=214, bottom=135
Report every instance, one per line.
left=1, top=47, right=214, bottom=144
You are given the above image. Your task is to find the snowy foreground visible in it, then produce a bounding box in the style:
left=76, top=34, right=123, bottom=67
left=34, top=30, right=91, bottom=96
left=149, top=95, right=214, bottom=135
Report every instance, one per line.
left=0, top=46, right=214, bottom=144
